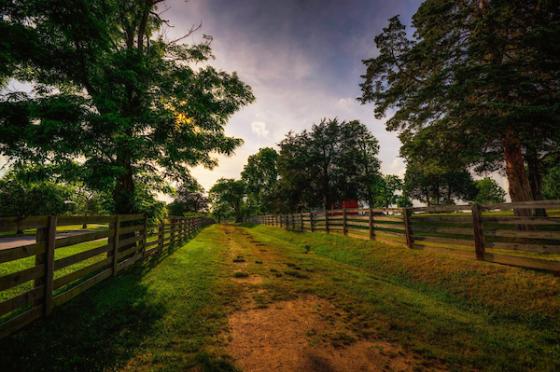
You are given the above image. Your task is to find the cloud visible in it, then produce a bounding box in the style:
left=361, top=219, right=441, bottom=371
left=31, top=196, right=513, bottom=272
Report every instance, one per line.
left=250, top=121, right=270, bottom=138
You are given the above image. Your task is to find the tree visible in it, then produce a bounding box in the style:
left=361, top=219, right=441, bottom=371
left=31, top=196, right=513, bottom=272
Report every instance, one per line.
left=404, top=161, right=477, bottom=206
left=360, top=2, right=560, bottom=205
left=543, top=167, right=560, bottom=200
left=209, top=178, right=246, bottom=222
left=0, top=168, right=73, bottom=233
left=168, top=178, right=208, bottom=216
left=0, top=0, right=254, bottom=214
left=372, top=175, right=403, bottom=208
left=241, top=147, right=279, bottom=214
left=276, top=119, right=381, bottom=211
left=473, top=177, right=506, bottom=205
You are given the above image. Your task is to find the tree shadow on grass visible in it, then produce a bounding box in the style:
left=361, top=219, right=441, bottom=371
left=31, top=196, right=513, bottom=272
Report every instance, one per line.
left=0, top=245, right=189, bottom=371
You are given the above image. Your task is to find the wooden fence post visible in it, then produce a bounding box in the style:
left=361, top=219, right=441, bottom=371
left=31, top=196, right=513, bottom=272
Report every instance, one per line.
left=112, top=215, right=121, bottom=275
left=343, top=208, right=348, bottom=236
left=141, top=215, right=148, bottom=260
left=310, top=211, right=314, bottom=232
left=325, top=208, right=330, bottom=234
left=158, top=221, right=164, bottom=254
left=472, top=203, right=486, bottom=260
left=368, top=207, right=374, bottom=240
left=402, top=208, right=414, bottom=248
left=34, top=216, right=57, bottom=317
left=300, top=212, right=304, bottom=232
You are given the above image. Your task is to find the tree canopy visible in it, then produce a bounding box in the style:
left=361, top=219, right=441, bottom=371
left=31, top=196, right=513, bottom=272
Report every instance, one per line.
left=241, top=147, right=279, bottom=214
left=0, top=0, right=254, bottom=213
left=277, top=118, right=380, bottom=211
left=360, top=1, right=560, bottom=204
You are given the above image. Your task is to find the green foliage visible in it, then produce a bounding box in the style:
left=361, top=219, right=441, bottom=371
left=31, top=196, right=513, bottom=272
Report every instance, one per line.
left=276, top=118, right=380, bottom=211
left=168, top=177, right=208, bottom=216
left=404, top=161, right=477, bottom=205
left=209, top=178, right=246, bottom=222
left=360, top=2, right=560, bottom=202
left=241, top=147, right=279, bottom=214
left=0, top=0, right=254, bottom=213
left=372, top=175, right=403, bottom=208
left=0, top=169, right=73, bottom=221
left=473, top=177, right=506, bottom=204
left=543, top=167, right=560, bottom=200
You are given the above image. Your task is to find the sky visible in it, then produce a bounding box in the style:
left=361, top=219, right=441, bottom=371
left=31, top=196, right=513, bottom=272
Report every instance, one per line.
left=162, top=0, right=424, bottom=191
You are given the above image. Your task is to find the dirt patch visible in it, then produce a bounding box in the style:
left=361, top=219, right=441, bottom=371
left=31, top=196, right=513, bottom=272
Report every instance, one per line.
left=232, top=274, right=264, bottom=285
left=225, top=296, right=433, bottom=372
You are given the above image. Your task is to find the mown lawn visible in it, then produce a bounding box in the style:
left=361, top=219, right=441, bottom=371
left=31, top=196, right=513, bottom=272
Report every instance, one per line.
left=1, top=223, right=559, bottom=371
left=0, top=225, right=240, bottom=371
left=241, top=225, right=560, bottom=371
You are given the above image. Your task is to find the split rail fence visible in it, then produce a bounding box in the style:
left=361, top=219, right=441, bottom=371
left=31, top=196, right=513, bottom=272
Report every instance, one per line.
left=250, top=200, right=560, bottom=273
left=0, top=215, right=212, bottom=339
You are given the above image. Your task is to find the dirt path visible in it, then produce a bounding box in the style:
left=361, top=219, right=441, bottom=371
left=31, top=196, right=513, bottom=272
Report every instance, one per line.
left=218, top=225, right=444, bottom=372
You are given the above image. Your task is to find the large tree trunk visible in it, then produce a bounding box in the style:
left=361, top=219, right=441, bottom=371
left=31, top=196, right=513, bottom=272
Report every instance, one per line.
left=502, top=127, right=533, bottom=216
left=526, top=144, right=547, bottom=217
left=113, top=165, right=136, bottom=214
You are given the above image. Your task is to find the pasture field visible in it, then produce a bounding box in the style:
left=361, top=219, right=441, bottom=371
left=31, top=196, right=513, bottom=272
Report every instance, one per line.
left=1, top=224, right=559, bottom=371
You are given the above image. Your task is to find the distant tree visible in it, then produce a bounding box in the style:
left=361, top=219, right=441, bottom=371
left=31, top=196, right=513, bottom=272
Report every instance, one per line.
left=0, top=168, right=73, bottom=233
left=0, top=0, right=254, bottom=214
left=473, top=178, right=506, bottom=205
left=404, top=161, right=477, bottom=206
left=276, top=119, right=381, bottom=211
left=543, top=167, right=560, bottom=200
left=360, top=2, right=560, bottom=205
left=209, top=179, right=246, bottom=222
left=241, top=147, right=279, bottom=214
left=168, top=178, right=208, bottom=216
left=372, top=175, right=403, bottom=208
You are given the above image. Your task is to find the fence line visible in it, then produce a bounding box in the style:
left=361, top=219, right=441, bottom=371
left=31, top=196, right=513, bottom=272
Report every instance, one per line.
left=0, top=215, right=213, bottom=339
left=248, top=201, right=560, bottom=273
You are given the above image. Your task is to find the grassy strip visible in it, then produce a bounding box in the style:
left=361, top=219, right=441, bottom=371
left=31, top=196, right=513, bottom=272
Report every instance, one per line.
left=0, top=225, right=238, bottom=371
left=244, top=225, right=560, bottom=370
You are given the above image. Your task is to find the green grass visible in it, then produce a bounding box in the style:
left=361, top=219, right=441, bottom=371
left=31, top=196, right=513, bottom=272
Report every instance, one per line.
left=241, top=225, right=560, bottom=371
left=2, top=223, right=560, bottom=370
left=0, top=225, right=240, bottom=371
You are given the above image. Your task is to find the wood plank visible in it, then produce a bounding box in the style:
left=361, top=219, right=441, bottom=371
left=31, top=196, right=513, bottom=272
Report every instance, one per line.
left=53, top=244, right=111, bottom=270
left=483, top=253, right=560, bottom=272
left=119, top=214, right=144, bottom=222
left=0, top=243, right=44, bottom=264
left=486, top=241, right=560, bottom=254
left=411, top=225, right=474, bottom=236
left=482, top=200, right=560, bottom=210
left=119, top=225, right=145, bottom=235
left=116, top=256, right=139, bottom=272
left=55, top=230, right=109, bottom=249
left=56, top=215, right=114, bottom=226
left=0, top=305, right=42, bottom=339
left=118, top=235, right=142, bottom=248
left=118, top=245, right=139, bottom=260
left=0, top=266, right=45, bottom=291
left=411, top=205, right=472, bottom=213
left=481, top=216, right=560, bottom=225
left=413, top=236, right=474, bottom=247
left=0, top=286, right=44, bottom=317
left=53, top=258, right=112, bottom=290
left=52, top=268, right=112, bottom=307
left=0, top=216, right=49, bottom=232
left=484, top=229, right=560, bottom=240
left=410, top=216, right=472, bottom=223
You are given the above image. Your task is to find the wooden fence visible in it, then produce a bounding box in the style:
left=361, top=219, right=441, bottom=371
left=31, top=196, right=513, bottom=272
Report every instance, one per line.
left=0, top=215, right=212, bottom=339
left=249, top=200, right=560, bottom=273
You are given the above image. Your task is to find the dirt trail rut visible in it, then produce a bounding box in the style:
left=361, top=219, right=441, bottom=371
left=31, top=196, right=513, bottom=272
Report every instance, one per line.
left=218, top=225, right=444, bottom=372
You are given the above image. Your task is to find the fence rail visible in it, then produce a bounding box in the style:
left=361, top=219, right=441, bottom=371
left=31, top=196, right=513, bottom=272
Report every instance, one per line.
left=249, top=201, right=560, bottom=273
left=0, top=214, right=212, bottom=339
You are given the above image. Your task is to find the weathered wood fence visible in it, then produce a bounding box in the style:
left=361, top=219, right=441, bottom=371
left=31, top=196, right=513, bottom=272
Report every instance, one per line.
left=249, top=200, right=560, bottom=273
left=0, top=215, right=212, bottom=339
